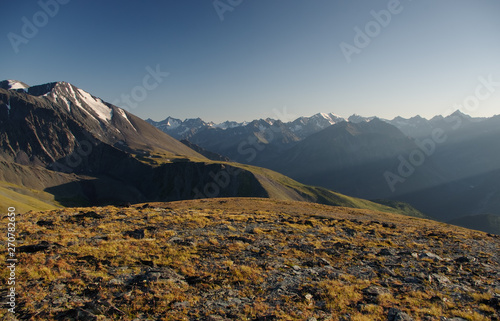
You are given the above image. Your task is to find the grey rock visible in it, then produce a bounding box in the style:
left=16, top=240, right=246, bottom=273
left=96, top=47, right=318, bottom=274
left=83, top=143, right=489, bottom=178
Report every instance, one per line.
left=378, top=248, right=396, bottom=256
left=431, top=273, right=451, bottom=285
left=124, top=228, right=145, bottom=239
left=387, top=308, right=414, bottom=321
left=108, top=278, right=125, bottom=286
left=363, top=285, right=390, bottom=297
left=420, top=251, right=443, bottom=261
left=342, top=227, right=357, bottom=237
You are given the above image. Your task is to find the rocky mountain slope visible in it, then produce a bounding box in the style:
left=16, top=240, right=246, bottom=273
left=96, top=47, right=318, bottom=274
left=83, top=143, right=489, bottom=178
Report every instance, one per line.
left=2, top=198, right=498, bottom=320
left=0, top=81, right=204, bottom=168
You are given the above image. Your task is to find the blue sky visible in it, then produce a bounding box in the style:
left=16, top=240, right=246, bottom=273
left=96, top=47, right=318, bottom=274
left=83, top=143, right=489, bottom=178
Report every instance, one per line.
left=2, top=0, right=500, bottom=122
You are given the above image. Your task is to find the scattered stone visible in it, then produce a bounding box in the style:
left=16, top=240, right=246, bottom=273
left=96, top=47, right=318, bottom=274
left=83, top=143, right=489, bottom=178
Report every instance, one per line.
left=363, top=285, right=390, bottom=297
left=431, top=273, right=451, bottom=285
left=342, top=227, right=357, bottom=237
left=172, top=301, right=190, bottom=309
left=253, top=315, right=277, bottom=321
left=228, top=236, right=253, bottom=243
left=378, top=248, right=396, bottom=256
left=124, top=228, right=145, bottom=239
left=170, top=237, right=196, bottom=246
left=403, top=277, right=422, bottom=284
left=74, top=211, right=104, bottom=219
left=363, top=285, right=390, bottom=303
left=90, top=235, right=109, bottom=242
left=382, top=222, right=397, bottom=229
left=483, top=296, right=500, bottom=310
left=455, top=256, right=474, bottom=263
left=36, top=220, right=54, bottom=227
left=387, top=308, right=414, bottom=321
left=18, top=241, right=61, bottom=253
left=420, top=251, right=443, bottom=261
left=108, top=278, right=125, bottom=286
left=304, top=257, right=331, bottom=267
left=55, top=308, right=97, bottom=321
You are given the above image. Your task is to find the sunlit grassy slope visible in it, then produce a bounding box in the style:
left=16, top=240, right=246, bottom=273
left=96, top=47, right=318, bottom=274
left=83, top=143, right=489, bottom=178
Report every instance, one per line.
left=0, top=180, right=60, bottom=213
left=225, top=162, right=427, bottom=218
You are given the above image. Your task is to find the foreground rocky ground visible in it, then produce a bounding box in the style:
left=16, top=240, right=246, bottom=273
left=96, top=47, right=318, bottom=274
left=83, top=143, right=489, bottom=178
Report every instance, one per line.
left=1, top=198, right=499, bottom=320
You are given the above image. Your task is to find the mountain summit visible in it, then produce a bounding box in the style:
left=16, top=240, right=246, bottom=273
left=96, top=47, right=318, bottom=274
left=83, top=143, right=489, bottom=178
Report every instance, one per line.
left=0, top=79, right=29, bottom=90
left=0, top=80, right=202, bottom=167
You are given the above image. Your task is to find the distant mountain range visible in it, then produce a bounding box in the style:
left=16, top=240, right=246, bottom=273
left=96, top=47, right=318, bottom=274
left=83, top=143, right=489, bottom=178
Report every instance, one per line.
left=148, top=111, right=500, bottom=234
left=0, top=79, right=422, bottom=219
left=147, top=110, right=488, bottom=144
left=146, top=111, right=490, bottom=165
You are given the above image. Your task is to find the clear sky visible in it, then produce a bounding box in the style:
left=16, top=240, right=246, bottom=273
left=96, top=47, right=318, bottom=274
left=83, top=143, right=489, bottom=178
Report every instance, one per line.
left=2, top=0, right=500, bottom=123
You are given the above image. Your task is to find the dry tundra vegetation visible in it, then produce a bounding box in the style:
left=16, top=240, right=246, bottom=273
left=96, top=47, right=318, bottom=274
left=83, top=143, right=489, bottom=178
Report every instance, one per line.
left=1, top=198, right=499, bottom=321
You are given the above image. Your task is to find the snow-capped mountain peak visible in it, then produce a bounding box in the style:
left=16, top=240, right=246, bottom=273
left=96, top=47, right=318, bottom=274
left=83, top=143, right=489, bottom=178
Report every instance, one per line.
left=32, top=81, right=113, bottom=123
left=348, top=114, right=375, bottom=123
left=316, top=112, right=345, bottom=125
left=166, top=117, right=181, bottom=129
left=75, top=87, right=113, bottom=123
left=0, top=79, right=29, bottom=91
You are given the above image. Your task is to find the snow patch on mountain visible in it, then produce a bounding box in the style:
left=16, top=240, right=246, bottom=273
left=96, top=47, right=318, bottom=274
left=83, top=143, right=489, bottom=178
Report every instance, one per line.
left=77, top=88, right=113, bottom=123
left=115, top=108, right=136, bottom=131
left=64, top=98, right=72, bottom=112
left=166, top=118, right=181, bottom=129
left=212, top=120, right=249, bottom=130
left=6, top=97, right=11, bottom=115
left=6, top=80, right=29, bottom=90
left=348, top=114, right=375, bottom=123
